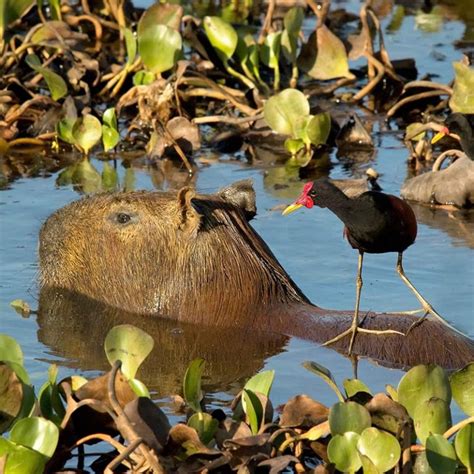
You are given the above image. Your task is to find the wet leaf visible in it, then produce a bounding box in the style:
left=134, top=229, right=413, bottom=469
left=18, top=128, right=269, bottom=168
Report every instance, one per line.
left=9, top=299, right=31, bottom=317
left=284, top=138, right=305, bottom=156
left=302, top=361, right=345, bottom=402
left=102, top=108, right=120, bottom=152
left=279, top=394, right=329, bottom=428
left=203, top=16, right=238, bottom=62
left=298, top=25, right=353, bottom=80
left=357, top=427, right=401, bottom=472
left=327, top=432, right=362, bottom=473
left=25, top=54, right=67, bottom=101
left=398, top=364, right=451, bottom=418
left=0, top=334, right=23, bottom=365
left=10, top=417, right=59, bottom=458
left=264, top=89, right=310, bottom=137
left=188, top=412, right=218, bottom=444
left=138, top=2, right=183, bottom=34
left=133, top=70, right=155, bottom=86
left=454, top=423, right=474, bottom=471
left=365, top=393, right=410, bottom=435
left=329, top=401, right=372, bottom=435
left=104, top=325, right=154, bottom=381
left=183, top=358, right=205, bottom=413
left=425, top=433, right=457, bottom=474
left=72, top=114, right=102, bottom=155
left=450, top=62, right=474, bottom=114
left=450, top=362, right=474, bottom=416
left=306, top=112, right=331, bottom=146
left=57, top=117, right=76, bottom=145
left=414, top=397, right=452, bottom=445
left=0, top=364, right=23, bottom=433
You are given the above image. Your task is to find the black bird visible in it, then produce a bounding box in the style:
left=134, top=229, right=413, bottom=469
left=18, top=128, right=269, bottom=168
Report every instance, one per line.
left=283, top=179, right=458, bottom=354
left=432, top=113, right=474, bottom=160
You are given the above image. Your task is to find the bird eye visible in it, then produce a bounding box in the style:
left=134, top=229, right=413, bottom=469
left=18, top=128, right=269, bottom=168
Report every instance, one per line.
left=115, top=212, right=131, bottom=224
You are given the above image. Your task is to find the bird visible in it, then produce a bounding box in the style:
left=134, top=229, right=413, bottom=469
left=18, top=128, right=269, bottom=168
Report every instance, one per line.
left=282, top=179, right=459, bottom=355
left=432, top=113, right=474, bottom=160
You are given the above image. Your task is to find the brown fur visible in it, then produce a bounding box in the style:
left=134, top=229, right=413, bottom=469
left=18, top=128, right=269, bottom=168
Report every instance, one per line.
left=39, top=181, right=474, bottom=370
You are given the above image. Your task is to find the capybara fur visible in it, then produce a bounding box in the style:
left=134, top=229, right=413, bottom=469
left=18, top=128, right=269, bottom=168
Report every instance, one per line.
left=39, top=180, right=474, bottom=369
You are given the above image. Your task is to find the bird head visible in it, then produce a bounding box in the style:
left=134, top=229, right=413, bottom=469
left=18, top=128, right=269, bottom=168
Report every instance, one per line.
left=431, top=126, right=452, bottom=144
left=282, top=182, right=315, bottom=215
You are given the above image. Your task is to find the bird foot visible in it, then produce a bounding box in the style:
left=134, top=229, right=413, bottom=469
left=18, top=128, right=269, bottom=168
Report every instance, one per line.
left=322, top=327, right=405, bottom=355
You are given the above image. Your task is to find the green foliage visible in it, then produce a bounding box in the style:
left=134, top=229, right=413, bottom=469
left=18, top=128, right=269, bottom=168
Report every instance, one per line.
left=329, top=401, right=372, bottom=435
left=203, top=16, right=238, bottom=62
left=302, top=360, right=345, bottom=401
left=426, top=433, right=457, bottom=473
left=102, top=107, right=120, bottom=152
left=357, top=427, right=401, bottom=472
left=450, top=362, right=474, bottom=416
left=25, top=54, right=67, bottom=101
left=450, top=62, right=474, bottom=113
left=327, top=431, right=362, bottom=473
left=183, top=358, right=205, bottom=413
left=454, top=423, right=474, bottom=471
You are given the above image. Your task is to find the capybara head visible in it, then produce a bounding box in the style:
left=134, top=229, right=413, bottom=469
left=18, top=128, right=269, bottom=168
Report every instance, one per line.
left=39, top=180, right=307, bottom=324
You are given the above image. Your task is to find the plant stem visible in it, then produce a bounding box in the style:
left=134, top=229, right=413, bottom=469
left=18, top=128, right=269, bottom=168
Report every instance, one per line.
left=225, top=62, right=257, bottom=90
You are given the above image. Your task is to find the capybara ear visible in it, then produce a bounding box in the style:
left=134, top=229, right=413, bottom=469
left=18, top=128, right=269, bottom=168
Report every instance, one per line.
left=218, top=179, right=257, bottom=221
left=177, top=186, right=201, bottom=235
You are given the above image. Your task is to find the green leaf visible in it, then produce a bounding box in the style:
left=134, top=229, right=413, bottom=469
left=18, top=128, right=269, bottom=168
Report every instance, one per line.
left=243, top=370, right=274, bottom=398
left=283, top=6, right=304, bottom=35
left=414, top=397, right=452, bottom=445
left=0, top=439, right=48, bottom=474
left=188, top=412, right=218, bottom=444
left=302, top=361, right=345, bottom=402
left=10, top=417, right=59, bottom=458
left=133, top=70, right=155, bottom=86
left=298, top=25, right=353, bottom=80
left=454, top=423, right=474, bottom=471
left=284, top=138, right=305, bottom=155
left=56, top=117, right=76, bottom=145
left=450, top=363, right=474, bottom=416
left=103, top=107, right=118, bottom=130
left=398, top=364, right=451, bottom=419
left=450, top=62, right=474, bottom=113
left=9, top=299, right=31, bottom=317
left=137, top=2, right=183, bottom=35
left=327, top=432, right=362, bottom=473
left=0, top=334, right=23, bottom=366
left=104, top=325, right=154, bottom=380
left=242, top=389, right=262, bottom=435
left=203, top=16, right=238, bottom=62
left=101, top=161, right=118, bottom=190
left=386, top=384, right=398, bottom=402
left=329, top=401, right=372, bottom=435
left=425, top=433, right=457, bottom=474
left=138, top=24, right=182, bottom=74
left=357, top=427, right=401, bottom=472
left=343, top=378, right=372, bottom=398
left=264, top=89, right=310, bottom=137
left=406, top=122, right=426, bottom=142
left=260, top=31, right=282, bottom=70
left=123, top=27, right=136, bottom=66
left=128, top=378, right=150, bottom=398
left=102, top=127, right=120, bottom=152
left=72, top=114, right=102, bottom=155
left=49, top=0, right=61, bottom=21
left=25, top=54, right=67, bottom=101
left=183, top=358, right=205, bottom=413
left=306, top=112, right=331, bottom=146
left=1, top=0, right=34, bottom=40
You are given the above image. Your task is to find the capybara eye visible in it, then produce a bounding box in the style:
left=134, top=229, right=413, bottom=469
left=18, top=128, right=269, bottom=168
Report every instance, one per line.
left=115, top=212, right=131, bottom=224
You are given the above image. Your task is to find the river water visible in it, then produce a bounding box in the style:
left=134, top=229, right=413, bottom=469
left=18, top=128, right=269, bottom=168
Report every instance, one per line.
left=0, top=0, right=473, bottom=417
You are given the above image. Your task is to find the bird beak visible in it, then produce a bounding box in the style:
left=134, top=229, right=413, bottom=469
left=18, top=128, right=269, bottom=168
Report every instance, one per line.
left=282, top=203, right=303, bottom=216
left=431, top=127, right=449, bottom=144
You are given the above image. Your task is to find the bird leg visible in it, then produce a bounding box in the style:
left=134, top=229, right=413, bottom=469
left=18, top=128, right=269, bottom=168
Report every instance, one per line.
left=396, top=252, right=464, bottom=336
left=322, top=252, right=403, bottom=355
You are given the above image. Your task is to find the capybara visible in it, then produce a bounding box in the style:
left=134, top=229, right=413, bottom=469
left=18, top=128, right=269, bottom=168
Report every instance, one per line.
left=39, top=180, right=474, bottom=369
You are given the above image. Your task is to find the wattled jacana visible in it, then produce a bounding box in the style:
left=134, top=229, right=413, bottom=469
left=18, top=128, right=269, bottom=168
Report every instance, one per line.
left=283, top=179, right=457, bottom=355
left=432, top=113, right=474, bottom=160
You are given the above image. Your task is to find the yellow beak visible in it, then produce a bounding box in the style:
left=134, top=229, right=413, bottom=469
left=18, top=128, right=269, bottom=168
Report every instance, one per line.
left=431, top=130, right=447, bottom=144
left=282, top=203, right=303, bottom=216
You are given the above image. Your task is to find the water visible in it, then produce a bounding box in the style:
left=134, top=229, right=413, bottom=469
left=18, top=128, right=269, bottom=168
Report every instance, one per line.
left=1, top=1, right=473, bottom=420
